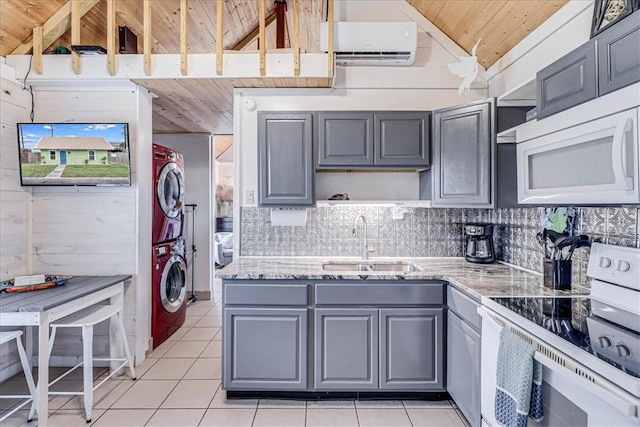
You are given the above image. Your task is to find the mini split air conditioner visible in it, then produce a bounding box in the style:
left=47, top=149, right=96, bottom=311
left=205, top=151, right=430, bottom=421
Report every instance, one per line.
left=319, top=22, right=417, bottom=66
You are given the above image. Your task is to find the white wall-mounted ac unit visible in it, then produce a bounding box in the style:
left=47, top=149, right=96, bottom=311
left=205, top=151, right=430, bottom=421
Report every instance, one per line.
left=319, top=22, right=417, bottom=66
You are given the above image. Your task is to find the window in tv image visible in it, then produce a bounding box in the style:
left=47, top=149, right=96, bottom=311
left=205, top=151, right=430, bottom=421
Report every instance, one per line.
left=17, top=123, right=131, bottom=186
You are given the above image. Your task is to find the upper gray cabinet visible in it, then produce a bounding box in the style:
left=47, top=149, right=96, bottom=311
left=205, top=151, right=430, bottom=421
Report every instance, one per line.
left=317, top=112, right=430, bottom=168
left=596, top=11, right=640, bottom=96
left=258, top=112, right=314, bottom=207
left=375, top=112, right=431, bottom=166
left=432, top=101, right=493, bottom=207
left=536, top=39, right=597, bottom=120
left=317, top=112, right=374, bottom=166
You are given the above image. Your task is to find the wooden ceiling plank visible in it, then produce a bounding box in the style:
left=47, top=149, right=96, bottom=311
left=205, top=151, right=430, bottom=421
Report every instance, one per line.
left=9, top=0, right=99, bottom=55
left=216, top=0, right=224, bottom=74
left=144, top=0, right=152, bottom=75
left=259, top=0, right=266, bottom=76
left=33, top=26, right=43, bottom=74
left=483, top=0, right=567, bottom=67
left=181, top=0, right=188, bottom=75
left=425, top=0, right=447, bottom=23
left=71, top=0, right=81, bottom=74
left=107, top=0, right=116, bottom=76
left=293, top=0, right=300, bottom=75
left=455, top=0, right=508, bottom=48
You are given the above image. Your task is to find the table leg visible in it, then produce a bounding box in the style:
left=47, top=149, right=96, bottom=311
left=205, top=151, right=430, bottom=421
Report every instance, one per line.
left=37, top=312, right=49, bottom=427
left=110, top=287, right=125, bottom=373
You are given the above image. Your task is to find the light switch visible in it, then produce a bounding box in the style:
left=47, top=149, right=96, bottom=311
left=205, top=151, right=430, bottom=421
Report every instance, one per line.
left=246, top=190, right=255, bottom=204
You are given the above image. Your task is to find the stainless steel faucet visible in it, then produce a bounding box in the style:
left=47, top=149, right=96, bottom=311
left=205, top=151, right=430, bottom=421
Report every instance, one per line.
left=353, top=214, right=374, bottom=260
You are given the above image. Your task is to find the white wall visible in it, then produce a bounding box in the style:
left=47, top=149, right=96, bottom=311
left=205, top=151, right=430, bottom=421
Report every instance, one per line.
left=27, top=86, right=153, bottom=364
left=0, top=73, right=32, bottom=381
left=153, top=133, right=213, bottom=296
left=487, top=0, right=594, bottom=97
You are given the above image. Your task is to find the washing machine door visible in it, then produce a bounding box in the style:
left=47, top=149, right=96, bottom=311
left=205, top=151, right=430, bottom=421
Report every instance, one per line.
left=157, top=162, right=185, bottom=219
left=160, top=255, right=187, bottom=313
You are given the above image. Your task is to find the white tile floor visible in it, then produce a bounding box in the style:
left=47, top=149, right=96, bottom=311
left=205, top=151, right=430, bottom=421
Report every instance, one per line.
left=1, top=289, right=468, bottom=427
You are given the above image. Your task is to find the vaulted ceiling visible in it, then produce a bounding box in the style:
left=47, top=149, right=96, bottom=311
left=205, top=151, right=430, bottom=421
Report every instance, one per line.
left=1, top=0, right=568, bottom=135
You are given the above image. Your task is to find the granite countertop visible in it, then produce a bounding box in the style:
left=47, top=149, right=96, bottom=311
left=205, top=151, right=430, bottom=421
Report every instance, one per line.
left=218, top=257, right=589, bottom=300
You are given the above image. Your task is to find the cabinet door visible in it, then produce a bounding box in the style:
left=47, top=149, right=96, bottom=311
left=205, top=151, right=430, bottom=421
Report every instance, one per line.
left=374, top=112, right=431, bottom=166
left=224, top=308, right=308, bottom=390
left=447, top=311, right=481, bottom=427
left=379, top=308, right=444, bottom=390
left=597, top=11, right=640, bottom=96
left=432, top=102, right=492, bottom=207
left=314, top=308, right=378, bottom=390
left=258, top=112, right=314, bottom=206
left=536, top=40, right=597, bottom=119
left=317, top=112, right=374, bottom=166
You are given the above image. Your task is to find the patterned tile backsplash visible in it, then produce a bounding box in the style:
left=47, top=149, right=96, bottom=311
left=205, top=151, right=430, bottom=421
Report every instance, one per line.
left=239, top=206, right=640, bottom=288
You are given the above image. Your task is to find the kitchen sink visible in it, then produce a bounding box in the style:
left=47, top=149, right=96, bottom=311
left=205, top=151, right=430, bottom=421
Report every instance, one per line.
left=322, top=262, right=419, bottom=272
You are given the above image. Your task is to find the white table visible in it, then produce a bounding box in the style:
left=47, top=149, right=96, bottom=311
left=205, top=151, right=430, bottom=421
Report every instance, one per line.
left=0, top=275, right=131, bottom=426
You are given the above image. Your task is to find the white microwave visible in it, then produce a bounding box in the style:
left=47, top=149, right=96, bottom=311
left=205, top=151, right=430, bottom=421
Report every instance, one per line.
left=516, top=106, right=639, bottom=205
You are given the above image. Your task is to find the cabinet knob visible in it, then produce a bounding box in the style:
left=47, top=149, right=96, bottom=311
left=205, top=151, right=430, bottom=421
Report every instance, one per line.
left=598, top=336, right=612, bottom=348
left=616, top=344, right=631, bottom=358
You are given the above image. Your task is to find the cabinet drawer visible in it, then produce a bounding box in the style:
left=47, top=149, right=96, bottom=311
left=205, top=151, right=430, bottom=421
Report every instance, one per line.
left=537, top=39, right=597, bottom=119
left=225, top=283, right=308, bottom=306
left=315, top=282, right=443, bottom=306
left=447, top=286, right=481, bottom=331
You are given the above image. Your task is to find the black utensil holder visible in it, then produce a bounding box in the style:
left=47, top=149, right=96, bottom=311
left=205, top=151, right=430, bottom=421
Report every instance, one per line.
left=543, top=258, right=572, bottom=290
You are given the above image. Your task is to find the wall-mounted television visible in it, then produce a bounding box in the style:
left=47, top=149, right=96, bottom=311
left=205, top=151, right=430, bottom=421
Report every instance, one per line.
left=17, top=123, right=131, bottom=186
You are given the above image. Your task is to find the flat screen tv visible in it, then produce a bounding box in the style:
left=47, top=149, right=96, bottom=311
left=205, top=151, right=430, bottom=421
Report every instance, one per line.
left=17, top=123, right=131, bottom=186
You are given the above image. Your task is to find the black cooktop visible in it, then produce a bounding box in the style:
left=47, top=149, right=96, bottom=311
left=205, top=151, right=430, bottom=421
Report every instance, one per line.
left=490, top=296, right=640, bottom=378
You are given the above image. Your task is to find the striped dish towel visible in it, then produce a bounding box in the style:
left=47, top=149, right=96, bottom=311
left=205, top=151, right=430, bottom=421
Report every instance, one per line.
left=495, top=328, right=544, bottom=426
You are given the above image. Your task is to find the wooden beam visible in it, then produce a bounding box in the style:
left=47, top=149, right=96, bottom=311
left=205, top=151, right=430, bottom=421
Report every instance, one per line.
left=216, top=0, right=223, bottom=75
left=275, top=0, right=286, bottom=49
left=230, top=11, right=277, bottom=51
left=181, top=0, right=188, bottom=75
left=33, top=27, right=43, bottom=74
left=71, top=0, right=81, bottom=74
left=327, top=0, right=334, bottom=77
left=144, top=0, right=152, bottom=76
left=10, top=0, right=99, bottom=55
left=107, top=0, right=116, bottom=76
left=259, top=0, right=266, bottom=76
left=293, top=0, right=299, bottom=76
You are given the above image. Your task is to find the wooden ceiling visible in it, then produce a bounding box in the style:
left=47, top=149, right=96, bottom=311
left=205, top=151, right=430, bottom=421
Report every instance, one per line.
left=1, top=0, right=568, bottom=134
left=407, top=0, right=569, bottom=68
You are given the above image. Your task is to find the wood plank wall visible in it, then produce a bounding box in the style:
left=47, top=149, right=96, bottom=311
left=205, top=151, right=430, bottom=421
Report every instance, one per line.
left=28, top=89, right=143, bottom=361
left=0, top=77, right=32, bottom=381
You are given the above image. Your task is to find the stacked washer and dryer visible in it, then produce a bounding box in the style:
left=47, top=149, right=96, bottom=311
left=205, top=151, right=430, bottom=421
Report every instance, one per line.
left=151, top=144, right=187, bottom=348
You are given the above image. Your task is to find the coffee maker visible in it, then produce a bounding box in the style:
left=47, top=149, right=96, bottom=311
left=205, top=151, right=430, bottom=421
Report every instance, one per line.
left=464, top=223, right=495, bottom=263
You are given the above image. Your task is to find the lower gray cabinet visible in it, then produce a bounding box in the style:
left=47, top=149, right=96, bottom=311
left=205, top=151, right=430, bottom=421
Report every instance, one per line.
left=380, top=308, right=444, bottom=390
left=224, top=308, right=308, bottom=390
left=447, top=311, right=481, bottom=427
left=314, top=308, right=379, bottom=390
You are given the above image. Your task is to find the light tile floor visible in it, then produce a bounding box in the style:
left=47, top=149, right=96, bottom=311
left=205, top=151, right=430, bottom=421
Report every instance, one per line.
left=1, top=288, right=468, bottom=427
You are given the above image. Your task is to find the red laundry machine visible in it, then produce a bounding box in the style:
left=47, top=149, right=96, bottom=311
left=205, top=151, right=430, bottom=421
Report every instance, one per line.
left=152, top=144, right=185, bottom=244
left=152, top=238, right=187, bottom=348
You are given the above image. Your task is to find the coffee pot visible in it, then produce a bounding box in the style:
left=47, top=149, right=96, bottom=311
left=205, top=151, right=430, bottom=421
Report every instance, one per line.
left=464, top=223, right=495, bottom=263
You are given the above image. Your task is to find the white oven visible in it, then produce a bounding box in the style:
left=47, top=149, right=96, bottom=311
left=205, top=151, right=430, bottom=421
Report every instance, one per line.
left=479, top=307, right=640, bottom=427
left=516, top=107, right=639, bottom=205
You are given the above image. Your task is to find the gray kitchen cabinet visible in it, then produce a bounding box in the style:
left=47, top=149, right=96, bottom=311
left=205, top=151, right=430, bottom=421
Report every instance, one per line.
left=317, top=112, right=374, bottom=167
left=374, top=112, right=430, bottom=166
left=258, top=112, right=314, bottom=206
left=536, top=39, right=597, bottom=120
left=317, top=111, right=431, bottom=168
left=314, top=308, right=379, bottom=390
left=447, top=287, right=481, bottom=427
left=379, top=308, right=444, bottom=390
left=596, top=10, right=640, bottom=96
left=224, top=307, right=308, bottom=390
left=432, top=101, right=493, bottom=207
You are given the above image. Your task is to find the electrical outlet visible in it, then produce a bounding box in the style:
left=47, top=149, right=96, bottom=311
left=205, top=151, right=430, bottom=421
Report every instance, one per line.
left=246, top=190, right=255, bottom=204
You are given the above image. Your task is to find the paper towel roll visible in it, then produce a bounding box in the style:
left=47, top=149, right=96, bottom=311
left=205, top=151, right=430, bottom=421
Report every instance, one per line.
left=270, top=209, right=307, bottom=226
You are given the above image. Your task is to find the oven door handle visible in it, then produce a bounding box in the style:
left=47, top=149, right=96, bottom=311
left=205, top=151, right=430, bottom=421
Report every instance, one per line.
left=534, top=351, right=639, bottom=419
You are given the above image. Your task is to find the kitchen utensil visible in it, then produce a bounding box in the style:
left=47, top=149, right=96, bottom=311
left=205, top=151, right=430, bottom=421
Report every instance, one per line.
left=567, top=239, right=591, bottom=260
left=536, top=231, right=549, bottom=258
left=554, top=235, right=581, bottom=260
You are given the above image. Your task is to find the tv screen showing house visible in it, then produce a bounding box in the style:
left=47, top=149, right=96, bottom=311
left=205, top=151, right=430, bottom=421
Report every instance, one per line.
left=17, top=123, right=131, bottom=186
